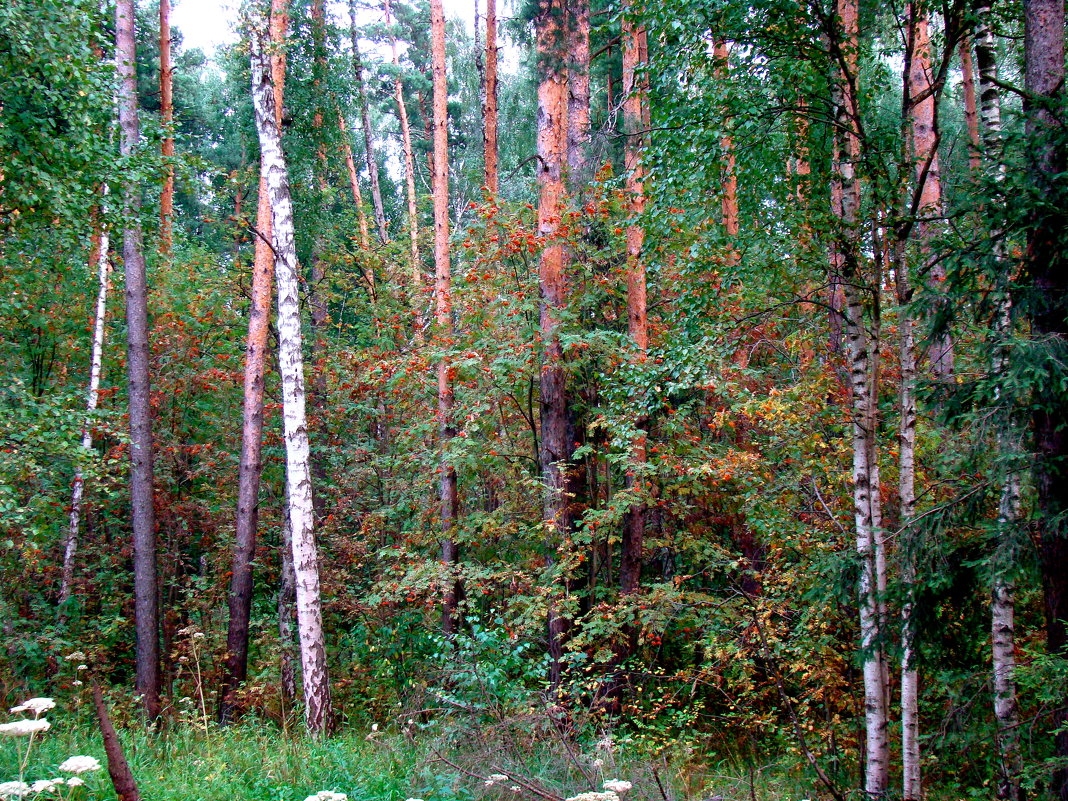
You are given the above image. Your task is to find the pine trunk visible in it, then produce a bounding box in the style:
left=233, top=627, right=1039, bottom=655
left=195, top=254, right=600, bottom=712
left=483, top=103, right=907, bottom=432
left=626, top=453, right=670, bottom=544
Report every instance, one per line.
left=484, top=0, right=499, bottom=195
left=1023, top=1, right=1068, bottom=797
left=620, top=1, right=647, bottom=604
left=116, top=0, right=161, bottom=721
left=349, top=0, right=390, bottom=244
left=907, top=5, right=954, bottom=382
left=219, top=0, right=287, bottom=723
left=250, top=22, right=332, bottom=735
left=565, top=0, right=590, bottom=184
left=386, top=0, right=424, bottom=337
left=159, top=0, right=174, bottom=259
left=959, top=37, right=982, bottom=172
left=430, top=0, right=460, bottom=635
left=338, top=112, right=371, bottom=252
left=714, top=42, right=739, bottom=263
left=536, top=0, right=573, bottom=689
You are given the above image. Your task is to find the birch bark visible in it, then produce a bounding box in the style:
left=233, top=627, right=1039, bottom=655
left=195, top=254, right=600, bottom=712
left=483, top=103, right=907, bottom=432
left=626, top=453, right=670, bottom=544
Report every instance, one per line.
left=61, top=205, right=111, bottom=609
left=250, top=22, right=332, bottom=734
left=349, top=0, right=390, bottom=245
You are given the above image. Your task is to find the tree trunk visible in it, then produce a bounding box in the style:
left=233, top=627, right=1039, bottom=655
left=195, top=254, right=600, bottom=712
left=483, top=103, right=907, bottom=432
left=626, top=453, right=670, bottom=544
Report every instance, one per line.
left=974, top=13, right=1025, bottom=795
left=832, top=0, right=888, bottom=793
left=895, top=244, right=920, bottom=801
left=1023, top=2, right=1068, bottom=798
left=349, top=0, right=390, bottom=245
left=250, top=21, right=332, bottom=735
left=116, top=0, right=161, bottom=721
left=385, top=0, right=424, bottom=337
left=159, top=0, right=174, bottom=259
left=620, top=0, right=647, bottom=605
left=61, top=202, right=111, bottom=611
left=565, top=0, right=590, bottom=184
left=92, top=683, right=141, bottom=801
left=959, top=37, right=982, bottom=172
left=338, top=111, right=371, bottom=253
left=535, top=0, right=574, bottom=690
left=907, top=5, right=954, bottom=382
left=430, top=0, right=460, bottom=635
left=219, top=0, right=287, bottom=724
left=484, top=0, right=499, bottom=195
left=278, top=483, right=298, bottom=703
left=715, top=41, right=739, bottom=264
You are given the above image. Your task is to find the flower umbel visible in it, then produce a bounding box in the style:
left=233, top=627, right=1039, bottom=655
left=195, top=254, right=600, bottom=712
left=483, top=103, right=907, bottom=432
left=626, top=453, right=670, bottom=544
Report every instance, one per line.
left=9, top=699, right=55, bottom=717
left=0, top=719, right=51, bottom=737
left=58, top=755, right=102, bottom=774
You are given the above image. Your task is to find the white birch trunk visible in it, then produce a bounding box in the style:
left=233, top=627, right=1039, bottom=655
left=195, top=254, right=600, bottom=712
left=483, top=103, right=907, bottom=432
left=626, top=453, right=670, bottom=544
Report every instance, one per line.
left=60, top=216, right=111, bottom=609
left=250, top=24, right=331, bottom=735
left=974, top=13, right=1023, bottom=795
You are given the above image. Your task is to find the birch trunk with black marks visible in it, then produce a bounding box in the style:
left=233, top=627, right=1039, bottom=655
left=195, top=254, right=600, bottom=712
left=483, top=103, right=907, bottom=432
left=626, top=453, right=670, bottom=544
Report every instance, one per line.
left=831, top=0, right=888, bottom=792
left=116, top=0, right=161, bottom=721
left=61, top=208, right=111, bottom=610
left=250, top=23, right=331, bottom=734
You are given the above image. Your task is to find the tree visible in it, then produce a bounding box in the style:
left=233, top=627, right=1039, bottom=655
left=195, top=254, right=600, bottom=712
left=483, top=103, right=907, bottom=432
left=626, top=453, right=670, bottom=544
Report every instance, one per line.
left=249, top=12, right=332, bottom=734
left=1022, top=0, right=1068, bottom=796
left=483, top=0, right=498, bottom=195
left=219, top=0, right=288, bottom=725
left=116, top=0, right=161, bottom=721
left=159, top=0, right=174, bottom=259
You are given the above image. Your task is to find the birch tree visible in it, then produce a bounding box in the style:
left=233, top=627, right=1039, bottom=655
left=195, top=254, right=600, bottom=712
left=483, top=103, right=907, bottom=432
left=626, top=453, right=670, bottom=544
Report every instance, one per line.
left=249, top=16, right=332, bottom=734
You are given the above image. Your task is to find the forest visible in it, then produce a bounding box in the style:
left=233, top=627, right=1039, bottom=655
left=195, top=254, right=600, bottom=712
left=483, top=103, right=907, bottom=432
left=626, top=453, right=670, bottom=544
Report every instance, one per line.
left=0, top=0, right=1066, bottom=798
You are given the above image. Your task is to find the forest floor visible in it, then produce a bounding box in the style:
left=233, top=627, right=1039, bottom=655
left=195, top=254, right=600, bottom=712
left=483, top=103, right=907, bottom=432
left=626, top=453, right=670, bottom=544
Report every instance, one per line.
left=0, top=717, right=816, bottom=801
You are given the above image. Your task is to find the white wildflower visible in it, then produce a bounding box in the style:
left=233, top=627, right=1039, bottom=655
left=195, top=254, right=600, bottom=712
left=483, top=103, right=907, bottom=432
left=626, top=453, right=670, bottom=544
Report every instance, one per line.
left=484, top=773, right=509, bottom=786
left=591, top=758, right=604, bottom=769
left=65, top=652, right=86, bottom=662
left=9, top=697, right=55, bottom=715
left=58, top=756, right=102, bottom=774
left=0, top=781, right=31, bottom=799
left=510, top=787, right=520, bottom=793
left=30, top=779, right=62, bottom=793
left=564, top=793, right=619, bottom=801
left=77, top=665, right=88, bottom=671
left=302, top=792, right=347, bottom=801
left=192, top=632, right=206, bottom=640
left=371, top=723, right=379, bottom=732
left=66, top=778, right=85, bottom=788
left=0, top=719, right=51, bottom=737
left=72, top=680, right=83, bottom=687
left=602, top=780, right=632, bottom=794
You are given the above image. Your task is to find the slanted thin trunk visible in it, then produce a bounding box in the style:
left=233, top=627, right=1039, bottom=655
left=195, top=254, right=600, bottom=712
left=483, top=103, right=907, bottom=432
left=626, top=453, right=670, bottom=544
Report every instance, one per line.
left=250, top=20, right=332, bottom=735
left=620, top=1, right=647, bottom=605
left=430, top=0, right=460, bottom=635
left=92, top=683, right=141, bottom=801
left=385, top=0, right=423, bottom=336
left=974, top=12, right=1024, bottom=795
left=349, top=0, right=389, bottom=244
left=484, top=0, right=499, bottom=195
left=116, top=0, right=161, bottom=721
left=338, top=111, right=371, bottom=252
left=159, top=0, right=174, bottom=258
left=535, top=0, right=573, bottom=690
left=959, top=37, right=982, bottom=172
left=1023, top=2, right=1068, bottom=797
left=831, top=0, right=888, bottom=793
left=61, top=203, right=111, bottom=611
left=907, top=5, right=954, bottom=381
left=566, top=0, right=591, bottom=184
left=219, top=0, right=287, bottom=724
